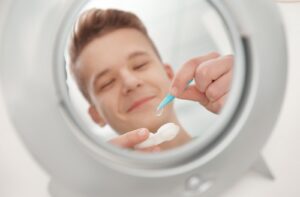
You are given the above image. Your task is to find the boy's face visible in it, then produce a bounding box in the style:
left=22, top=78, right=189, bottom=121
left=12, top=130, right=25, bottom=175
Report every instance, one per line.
left=75, top=28, right=175, bottom=134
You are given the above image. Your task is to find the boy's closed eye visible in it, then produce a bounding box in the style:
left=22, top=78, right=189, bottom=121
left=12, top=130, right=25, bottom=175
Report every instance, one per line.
left=133, top=61, right=149, bottom=70
left=99, top=79, right=115, bottom=91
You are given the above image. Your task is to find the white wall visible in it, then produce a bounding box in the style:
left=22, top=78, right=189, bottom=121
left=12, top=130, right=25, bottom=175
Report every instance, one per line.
left=0, top=2, right=299, bottom=197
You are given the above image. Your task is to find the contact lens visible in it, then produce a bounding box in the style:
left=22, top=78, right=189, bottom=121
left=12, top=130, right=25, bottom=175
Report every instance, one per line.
left=156, top=108, right=164, bottom=116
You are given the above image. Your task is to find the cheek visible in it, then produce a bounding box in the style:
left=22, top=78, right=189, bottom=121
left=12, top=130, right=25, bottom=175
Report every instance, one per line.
left=147, top=66, right=172, bottom=86
left=97, top=92, right=119, bottom=116
left=157, top=73, right=172, bottom=91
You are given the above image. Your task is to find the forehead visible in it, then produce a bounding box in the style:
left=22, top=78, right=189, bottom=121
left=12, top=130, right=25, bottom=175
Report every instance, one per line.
left=76, top=28, right=156, bottom=71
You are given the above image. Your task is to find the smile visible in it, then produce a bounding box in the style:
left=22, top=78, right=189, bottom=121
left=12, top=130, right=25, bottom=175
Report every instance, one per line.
left=127, top=96, right=156, bottom=112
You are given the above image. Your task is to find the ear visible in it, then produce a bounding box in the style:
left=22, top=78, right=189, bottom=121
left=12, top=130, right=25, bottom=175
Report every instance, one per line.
left=88, top=106, right=107, bottom=127
left=163, top=64, right=175, bottom=80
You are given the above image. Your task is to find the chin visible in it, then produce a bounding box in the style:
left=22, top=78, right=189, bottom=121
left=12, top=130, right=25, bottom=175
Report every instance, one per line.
left=133, top=116, right=167, bottom=133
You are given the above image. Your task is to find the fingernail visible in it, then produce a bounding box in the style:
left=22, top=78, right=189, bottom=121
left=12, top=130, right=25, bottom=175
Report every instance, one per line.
left=138, top=129, right=148, bottom=136
left=170, top=87, right=178, bottom=96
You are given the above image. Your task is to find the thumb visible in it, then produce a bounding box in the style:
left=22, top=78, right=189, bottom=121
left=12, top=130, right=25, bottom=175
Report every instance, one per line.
left=109, top=128, right=150, bottom=148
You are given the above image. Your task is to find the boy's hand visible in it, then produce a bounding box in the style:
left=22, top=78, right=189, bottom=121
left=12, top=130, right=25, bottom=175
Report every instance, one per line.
left=108, top=128, right=160, bottom=153
left=170, top=52, right=233, bottom=114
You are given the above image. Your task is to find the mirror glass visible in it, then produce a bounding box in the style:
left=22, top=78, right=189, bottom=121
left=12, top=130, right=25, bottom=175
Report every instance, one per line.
left=64, top=0, right=235, bottom=153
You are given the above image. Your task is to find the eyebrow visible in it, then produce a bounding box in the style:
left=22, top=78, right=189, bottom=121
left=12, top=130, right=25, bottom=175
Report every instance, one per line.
left=128, top=51, right=148, bottom=60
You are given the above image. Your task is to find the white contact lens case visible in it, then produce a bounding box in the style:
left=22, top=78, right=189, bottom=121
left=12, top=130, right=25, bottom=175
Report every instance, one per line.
left=135, top=123, right=180, bottom=149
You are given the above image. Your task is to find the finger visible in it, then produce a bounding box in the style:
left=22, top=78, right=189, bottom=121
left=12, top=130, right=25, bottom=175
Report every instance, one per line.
left=206, top=94, right=228, bottom=114
left=205, top=71, right=232, bottom=102
left=170, top=52, right=220, bottom=97
left=176, top=85, right=209, bottom=106
left=195, top=55, right=233, bottom=93
left=136, top=146, right=161, bottom=153
left=109, top=128, right=150, bottom=148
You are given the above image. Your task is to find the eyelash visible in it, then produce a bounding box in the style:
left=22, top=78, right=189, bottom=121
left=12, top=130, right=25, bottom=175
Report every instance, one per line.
left=134, top=62, right=148, bottom=70
left=100, top=79, right=115, bottom=91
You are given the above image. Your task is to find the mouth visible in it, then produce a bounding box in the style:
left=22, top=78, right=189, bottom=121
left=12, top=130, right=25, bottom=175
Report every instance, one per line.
left=127, top=96, right=156, bottom=113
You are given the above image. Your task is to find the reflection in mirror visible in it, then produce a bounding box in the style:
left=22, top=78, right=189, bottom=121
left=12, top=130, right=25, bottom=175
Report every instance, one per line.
left=64, top=0, right=234, bottom=153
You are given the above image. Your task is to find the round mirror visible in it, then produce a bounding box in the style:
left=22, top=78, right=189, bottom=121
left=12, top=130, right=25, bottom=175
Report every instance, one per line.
left=61, top=0, right=240, bottom=154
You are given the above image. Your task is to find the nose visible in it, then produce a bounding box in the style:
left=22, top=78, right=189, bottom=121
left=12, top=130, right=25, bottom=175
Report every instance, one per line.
left=120, top=70, right=143, bottom=95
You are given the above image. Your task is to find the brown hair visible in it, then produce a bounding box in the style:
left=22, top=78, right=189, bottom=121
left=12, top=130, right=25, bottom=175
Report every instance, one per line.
left=68, top=8, right=161, bottom=103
